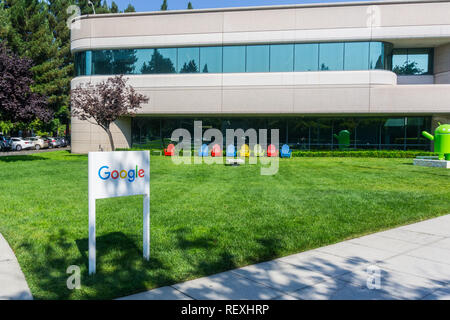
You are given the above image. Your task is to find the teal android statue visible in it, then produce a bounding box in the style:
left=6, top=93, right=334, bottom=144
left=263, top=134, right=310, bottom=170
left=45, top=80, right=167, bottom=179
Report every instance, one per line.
left=422, top=123, right=450, bottom=160
left=334, top=130, right=350, bottom=150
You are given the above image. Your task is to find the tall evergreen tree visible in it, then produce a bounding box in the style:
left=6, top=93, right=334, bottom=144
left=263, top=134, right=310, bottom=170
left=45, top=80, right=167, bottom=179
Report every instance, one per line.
left=187, top=2, right=193, bottom=9
left=124, top=3, right=135, bottom=12
left=161, top=0, right=168, bottom=11
left=4, top=0, right=64, bottom=129
left=1, top=0, right=132, bottom=134
left=110, top=1, right=119, bottom=13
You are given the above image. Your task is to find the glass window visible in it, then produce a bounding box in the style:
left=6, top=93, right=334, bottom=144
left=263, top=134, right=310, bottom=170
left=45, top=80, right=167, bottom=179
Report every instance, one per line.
left=294, top=43, right=318, bottom=71
left=383, top=117, right=405, bottom=148
left=76, top=42, right=392, bottom=76
left=147, top=48, right=177, bottom=74
left=369, top=42, right=384, bottom=70
left=319, top=43, right=344, bottom=71
left=406, top=49, right=430, bottom=75
left=112, top=49, right=138, bottom=74
left=200, top=46, right=222, bottom=73
left=92, top=50, right=113, bottom=75
left=85, top=51, right=92, bottom=76
left=270, top=44, right=294, bottom=72
left=178, top=47, right=199, bottom=73
left=392, top=49, right=408, bottom=74
left=135, top=49, right=154, bottom=74
left=392, top=48, right=432, bottom=75
left=344, top=42, right=369, bottom=70
left=75, top=52, right=86, bottom=76
left=223, top=46, right=246, bottom=73
left=246, top=45, right=270, bottom=72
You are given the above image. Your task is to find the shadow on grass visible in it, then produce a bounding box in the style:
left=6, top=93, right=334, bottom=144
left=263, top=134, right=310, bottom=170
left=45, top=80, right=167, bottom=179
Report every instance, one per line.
left=16, top=226, right=448, bottom=300
left=0, top=155, right=48, bottom=162
left=19, top=229, right=173, bottom=299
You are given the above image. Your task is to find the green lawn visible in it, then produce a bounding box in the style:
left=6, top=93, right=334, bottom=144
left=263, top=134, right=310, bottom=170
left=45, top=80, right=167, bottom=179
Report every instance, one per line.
left=0, top=151, right=449, bottom=299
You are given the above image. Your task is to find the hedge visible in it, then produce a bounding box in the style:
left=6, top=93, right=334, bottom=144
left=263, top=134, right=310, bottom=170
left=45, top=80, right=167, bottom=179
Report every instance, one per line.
left=118, top=148, right=436, bottom=159
left=291, top=150, right=436, bottom=158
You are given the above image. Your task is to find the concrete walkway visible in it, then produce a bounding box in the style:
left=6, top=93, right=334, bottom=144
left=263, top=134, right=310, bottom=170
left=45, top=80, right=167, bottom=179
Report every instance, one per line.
left=0, top=234, right=33, bottom=300
left=120, top=214, right=450, bottom=300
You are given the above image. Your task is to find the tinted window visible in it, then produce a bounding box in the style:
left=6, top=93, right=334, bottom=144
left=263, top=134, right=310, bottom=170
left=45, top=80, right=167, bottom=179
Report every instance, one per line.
left=223, top=46, right=246, bottom=73
left=344, top=42, right=369, bottom=70
left=200, top=46, right=222, bottom=73
left=150, top=48, right=177, bottom=74
left=369, top=42, right=384, bottom=70
left=270, top=44, right=294, bottom=72
left=406, top=49, right=430, bottom=75
left=178, top=47, right=199, bottom=73
left=319, top=43, right=344, bottom=71
left=392, top=48, right=432, bottom=75
left=246, top=45, right=269, bottom=72
left=294, top=44, right=318, bottom=71
left=135, top=49, right=154, bottom=74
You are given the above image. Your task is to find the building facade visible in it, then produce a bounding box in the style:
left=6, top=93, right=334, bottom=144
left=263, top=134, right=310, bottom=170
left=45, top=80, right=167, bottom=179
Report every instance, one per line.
left=70, top=0, right=450, bottom=153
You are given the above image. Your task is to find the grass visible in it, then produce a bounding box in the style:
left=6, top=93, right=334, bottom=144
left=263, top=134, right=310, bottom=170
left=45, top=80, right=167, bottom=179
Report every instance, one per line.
left=0, top=150, right=449, bottom=299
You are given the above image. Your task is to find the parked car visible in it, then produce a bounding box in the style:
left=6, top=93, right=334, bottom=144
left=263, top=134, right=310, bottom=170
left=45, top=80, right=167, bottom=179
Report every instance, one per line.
left=0, top=135, right=11, bottom=151
left=10, top=137, right=34, bottom=151
left=56, top=137, right=69, bottom=147
left=28, top=136, right=48, bottom=150
left=47, top=137, right=61, bottom=148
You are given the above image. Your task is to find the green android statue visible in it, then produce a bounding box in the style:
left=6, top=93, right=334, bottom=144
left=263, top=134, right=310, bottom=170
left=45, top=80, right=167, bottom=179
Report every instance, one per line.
left=334, top=130, right=350, bottom=150
left=422, top=123, right=450, bottom=160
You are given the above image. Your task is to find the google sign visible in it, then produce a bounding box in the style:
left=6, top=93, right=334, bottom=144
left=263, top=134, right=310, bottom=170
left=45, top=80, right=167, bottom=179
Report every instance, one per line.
left=98, top=165, right=145, bottom=182
left=88, top=151, right=150, bottom=274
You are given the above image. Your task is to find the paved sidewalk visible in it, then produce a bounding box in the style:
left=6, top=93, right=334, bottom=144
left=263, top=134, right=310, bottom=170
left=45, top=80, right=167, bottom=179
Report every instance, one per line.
left=0, top=234, right=33, bottom=300
left=120, top=214, right=450, bottom=300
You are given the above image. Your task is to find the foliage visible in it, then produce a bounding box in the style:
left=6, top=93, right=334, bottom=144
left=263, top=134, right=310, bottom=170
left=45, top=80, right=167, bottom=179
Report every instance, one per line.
left=291, top=150, right=437, bottom=158
left=0, top=42, right=52, bottom=123
left=392, top=61, right=424, bottom=75
left=161, top=0, right=168, bottom=10
left=1, top=0, right=136, bottom=135
left=71, top=75, right=148, bottom=150
left=0, top=120, right=13, bottom=134
left=180, top=60, right=198, bottom=73
left=187, top=2, right=193, bottom=9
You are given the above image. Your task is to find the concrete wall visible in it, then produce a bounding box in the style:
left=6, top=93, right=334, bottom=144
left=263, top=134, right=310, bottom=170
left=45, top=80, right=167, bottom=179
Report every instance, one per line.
left=70, top=70, right=450, bottom=153
left=397, top=75, right=434, bottom=85
left=71, top=117, right=131, bottom=154
left=71, top=0, right=450, bottom=51
left=434, top=43, right=450, bottom=84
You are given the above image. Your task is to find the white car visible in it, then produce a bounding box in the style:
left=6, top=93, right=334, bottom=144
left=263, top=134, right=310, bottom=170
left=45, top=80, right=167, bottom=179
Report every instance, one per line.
left=28, top=137, right=48, bottom=150
left=10, top=137, right=34, bottom=151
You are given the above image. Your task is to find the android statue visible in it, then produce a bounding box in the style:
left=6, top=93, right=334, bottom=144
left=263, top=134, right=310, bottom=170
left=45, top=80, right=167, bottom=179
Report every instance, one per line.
left=422, top=123, right=450, bottom=160
left=333, top=130, right=350, bottom=150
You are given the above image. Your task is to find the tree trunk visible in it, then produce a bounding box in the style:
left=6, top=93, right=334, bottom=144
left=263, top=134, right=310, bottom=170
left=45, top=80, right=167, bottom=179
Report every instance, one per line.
left=105, top=127, right=115, bottom=151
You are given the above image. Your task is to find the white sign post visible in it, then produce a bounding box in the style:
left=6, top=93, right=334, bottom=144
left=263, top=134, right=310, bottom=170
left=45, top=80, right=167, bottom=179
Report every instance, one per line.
left=88, top=151, right=150, bottom=275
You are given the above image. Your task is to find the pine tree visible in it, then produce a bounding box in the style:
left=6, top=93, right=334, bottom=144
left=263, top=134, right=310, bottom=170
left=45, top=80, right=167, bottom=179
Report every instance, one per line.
left=161, top=0, right=168, bottom=11
left=5, top=0, right=64, bottom=130
left=187, top=2, right=193, bottom=9
left=110, top=1, right=119, bottom=13
left=124, top=3, right=135, bottom=12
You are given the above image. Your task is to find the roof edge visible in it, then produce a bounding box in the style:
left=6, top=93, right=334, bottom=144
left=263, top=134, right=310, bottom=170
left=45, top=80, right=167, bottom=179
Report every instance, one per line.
left=74, top=0, right=450, bottom=21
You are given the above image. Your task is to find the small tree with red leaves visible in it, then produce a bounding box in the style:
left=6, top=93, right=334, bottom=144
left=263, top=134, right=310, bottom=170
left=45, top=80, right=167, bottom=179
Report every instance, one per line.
left=71, top=75, right=149, bottom=151
left=0, top=42, right=52, bottom=124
